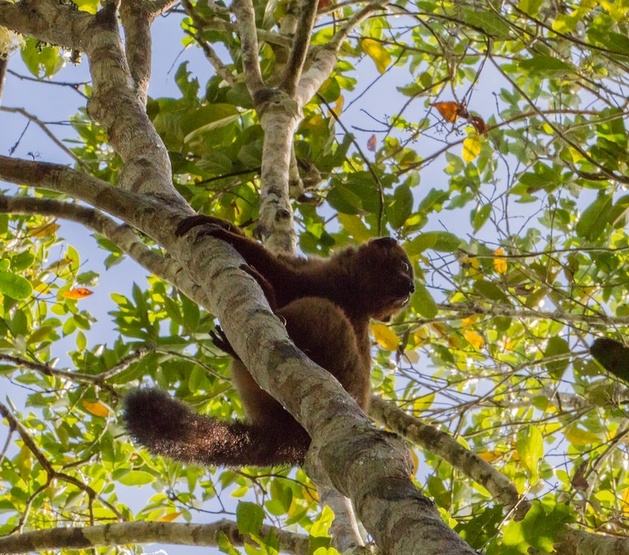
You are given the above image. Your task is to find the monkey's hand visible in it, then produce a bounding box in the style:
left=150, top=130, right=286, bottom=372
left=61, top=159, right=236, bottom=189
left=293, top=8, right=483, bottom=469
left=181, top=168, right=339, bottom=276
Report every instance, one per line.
left=176, top=215, right=244, bottom=238
left=210, top=325, right=240, bottom=361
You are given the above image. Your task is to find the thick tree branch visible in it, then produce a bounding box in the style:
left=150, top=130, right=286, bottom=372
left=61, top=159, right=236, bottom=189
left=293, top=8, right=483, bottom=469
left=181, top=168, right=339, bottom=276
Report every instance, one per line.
left=318, top=487, right=365, bottom=551
left=0, top=0, right=91, bottom=51
left=0, top=520, right=310, bottom=554
left=293, top=0, right=391, bottom=107
left=555, top=528, right=629, bottom=555
left=370, top=395, right=530, bottom=519
left=0, top=157, right=160, bottom=229
left=83, top=3, right=180, bottom=199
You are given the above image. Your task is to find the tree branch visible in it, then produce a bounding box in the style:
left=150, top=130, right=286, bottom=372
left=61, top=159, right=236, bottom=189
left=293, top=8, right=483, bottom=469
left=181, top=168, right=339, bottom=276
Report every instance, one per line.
left=279, top=0, right=318, bottom=96
left=83, top=3, right=180, bottom=198
left=369, top=396, right=530, bottom=519
left=0, top=193, right=209, bottom=309
left=0, top=519, right=310, bottom=554
left=0, top=0, right=91, bottom=51
left=555, top=528, right=629, bottom=555
left=120, top=0, right=156, bottom=104
left=232, top=0, right=265, bottom=97
left=0, top=402, right=125, bottom=523
left=0, top=105, right=88, bottom=166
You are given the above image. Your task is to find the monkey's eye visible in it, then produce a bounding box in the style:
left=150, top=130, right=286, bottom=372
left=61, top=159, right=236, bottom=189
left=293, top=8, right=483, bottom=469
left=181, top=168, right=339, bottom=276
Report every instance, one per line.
left=400, top=260, right=411, bottom=274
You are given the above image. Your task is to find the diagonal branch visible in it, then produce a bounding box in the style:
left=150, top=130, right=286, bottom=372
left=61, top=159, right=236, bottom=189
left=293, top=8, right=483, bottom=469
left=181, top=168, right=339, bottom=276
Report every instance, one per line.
left=279, top=0, right=318, bottom=96
left=0, top=106, right=88, bottom=168
left=0, top=401, right=125, bottom=523
left=0, top=193, right=208, bottom=308
left=370, top=395, right=530, bottom=519
left=232, top=0, right=265, bottom=99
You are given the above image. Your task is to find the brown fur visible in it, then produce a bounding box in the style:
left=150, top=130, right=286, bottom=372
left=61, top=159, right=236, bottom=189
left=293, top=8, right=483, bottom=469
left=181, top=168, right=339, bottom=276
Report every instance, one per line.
left=123, top=215, right=414, bottom=467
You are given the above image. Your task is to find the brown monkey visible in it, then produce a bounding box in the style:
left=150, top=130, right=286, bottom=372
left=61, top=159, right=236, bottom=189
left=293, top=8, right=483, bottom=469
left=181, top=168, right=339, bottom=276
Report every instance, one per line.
left=124, top=215, right=414, bottom=466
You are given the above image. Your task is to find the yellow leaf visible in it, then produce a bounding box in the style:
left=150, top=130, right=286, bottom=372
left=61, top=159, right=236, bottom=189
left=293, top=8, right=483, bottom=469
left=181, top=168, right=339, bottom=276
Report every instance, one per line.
left=413, top=393, right=435, bottom=413
left=405, top=349, right=419, bottom=363
left=157, top=512, right=181, bottom=522
left=565, top=426, right=601, bottom=447
left=47, top=258, right=72, bottom=272
left=410, top=449, right=419, bottom=478
left=623, top=489, right=629, bottom=516
left=464, top=330, right=484, bottom=350
left=82, top=400, right=109, bottom=417
left=74, top=0, right=99, bottom=13
left=371, top=323, right=399, bottom=350
left=461, top=315, right=478, bottom=328
left=360, top=38, right=392, bottom=74
left=478, top=450, right=503, bottom=463
left=329, top=94, right=344, bottom=117
left=462, top=134, right=481, bottom=163
left=30, top=222, right=60, bottom=238
left=413, top=328, right=429, bottom=346
left=493, top=247, right=507, bottom=274
left=460, top=254, right=482, bottom=278
left=303, top=485, right=319, bottom=504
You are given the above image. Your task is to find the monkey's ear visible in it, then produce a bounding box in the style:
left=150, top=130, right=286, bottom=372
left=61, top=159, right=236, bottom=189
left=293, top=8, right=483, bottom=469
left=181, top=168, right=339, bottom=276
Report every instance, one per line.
left=369, top=237, right=398, bottom=248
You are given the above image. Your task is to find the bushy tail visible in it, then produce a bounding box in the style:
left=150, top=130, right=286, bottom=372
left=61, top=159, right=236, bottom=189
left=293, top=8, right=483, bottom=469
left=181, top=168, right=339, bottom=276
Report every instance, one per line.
left=123, top=389, right=309, bottom=467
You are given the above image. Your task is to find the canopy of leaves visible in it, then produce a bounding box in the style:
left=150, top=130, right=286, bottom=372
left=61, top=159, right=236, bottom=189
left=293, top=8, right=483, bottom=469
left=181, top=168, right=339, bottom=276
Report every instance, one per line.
left=2, top=0, right=629, bottom=553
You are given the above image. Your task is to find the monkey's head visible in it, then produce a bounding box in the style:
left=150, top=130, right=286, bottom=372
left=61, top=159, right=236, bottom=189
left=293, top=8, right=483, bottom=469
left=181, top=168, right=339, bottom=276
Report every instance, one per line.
left=355, top=237, right=415, bottom=322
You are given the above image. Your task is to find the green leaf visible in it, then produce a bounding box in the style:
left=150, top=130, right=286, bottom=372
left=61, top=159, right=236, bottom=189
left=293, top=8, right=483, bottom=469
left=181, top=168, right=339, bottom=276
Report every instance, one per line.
left=326, top=185, right=363, bottom=215
left=117, top=470, right=154, bottom=486
left=516, top=425, right=543, bottom=485
left=236, top=501, right=265, bottom=537
left=21, top=38, right=65, bottom=78
left=217, top=532, right=241, bottom=555
left=471, top=204, right=491, bottom=232
left=520, top=55, right=573, bottom=75
left=575, top=193, right=612, bottom=241
left=11, top=251, right=35, bottom=272
left=461, top=9, right=512, bottom=38
left=337, top=213, right=373, bottom=243
left=544, top=336, right=570, bottom=378
left=411, top=282, right=437, bottom=318
left=417, top=188, right=450, bottom=216
left=0, top=271, right=32, bottom=300
left=387, top=184, right=413, bottom=229
left=474, top=280, right=509, bottom=302
left=406, top=232, right=461, bottom=255
left=518, top=0, right=543, bottom=16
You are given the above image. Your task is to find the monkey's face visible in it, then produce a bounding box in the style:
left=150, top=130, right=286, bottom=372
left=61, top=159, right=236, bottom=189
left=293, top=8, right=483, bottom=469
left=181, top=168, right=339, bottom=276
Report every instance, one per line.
left=357, top=237, right=415, bottom=321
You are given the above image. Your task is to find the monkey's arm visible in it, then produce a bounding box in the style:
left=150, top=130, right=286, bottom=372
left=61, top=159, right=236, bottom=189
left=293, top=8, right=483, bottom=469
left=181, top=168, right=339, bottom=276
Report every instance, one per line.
left=176, top=215, right=300, bottom=302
